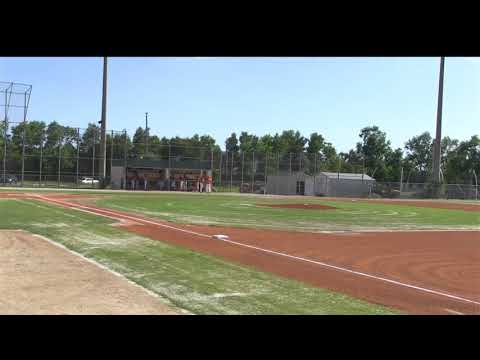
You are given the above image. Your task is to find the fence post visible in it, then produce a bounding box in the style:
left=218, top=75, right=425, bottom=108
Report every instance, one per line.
left=210, top=149, right=213, bottom=173
left=57, top=140, right=61, bottom=188
left=219, top=151, right=222, bottom=186
left=241, top=151, right=244, bottom=191
left=39, top=130, right=43, bottom=187
left=251, top=151, right=255, bottom=193
left=230, top=151, right=233, bottom=192
left=473, top=169, right=478, bottom=201
left=2, top=90, right=7, bottom=186
left=289, top=153, right=292, bottom=174
left=76, top=128, right=80, bottom=188
left=21, top=122, right=26, bottom=187
left=264, top=152, right=267, bottom=195
left=167, top=141, right=171, bottom=169
left=399, top=166, right=404, bottom=196
left=225, top=151, right=228, bottom=190
left=110, top=130, right=114, bottom=183
left=277, top=152, right=279, bottom=175
left=336, top=157, right=341, bottom=197
left=123, top=129, right=128, bottom=189
left=92, top=130, right=96, bottom=189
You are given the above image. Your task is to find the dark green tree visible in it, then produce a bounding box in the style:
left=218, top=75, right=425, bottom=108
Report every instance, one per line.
left=225, top=132, right=239, bottom=153
left=239, top=132, right=259, bottom=153
left=445, top=135, right=480, bottom=183
left=306, top=132, right=325, bottom=154
left=355, top=126, right=391, bottom=179
left=404, top=132, right=433, bottom=177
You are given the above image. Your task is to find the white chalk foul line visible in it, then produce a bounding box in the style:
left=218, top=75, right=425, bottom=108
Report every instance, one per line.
left=33, top=194, right=480, bottom=308
left=444, top=308, right=464, bottom=315
left=215, top=237, right=480, bottom=307
left=33, top=195, right=211, bottom=239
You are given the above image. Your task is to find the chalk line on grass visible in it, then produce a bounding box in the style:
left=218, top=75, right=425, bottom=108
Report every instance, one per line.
left=30, top=231, right=191, bottom=315
left=33, top=193, right=480, bottom=310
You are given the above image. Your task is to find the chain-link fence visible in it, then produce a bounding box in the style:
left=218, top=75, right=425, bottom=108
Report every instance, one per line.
left=373, top=182, right=479, bottom=200
left=1, top=121, right=478, bottom=200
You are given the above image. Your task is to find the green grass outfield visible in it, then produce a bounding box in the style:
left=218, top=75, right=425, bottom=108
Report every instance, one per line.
left=1, top=189, right=478, bottom=314
left=93, top=192, right=480, bottom=232
left=0, top=197, right=398, bottom=314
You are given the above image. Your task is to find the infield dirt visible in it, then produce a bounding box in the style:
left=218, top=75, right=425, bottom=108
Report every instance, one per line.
left=0, top=230, right=179, bottom=315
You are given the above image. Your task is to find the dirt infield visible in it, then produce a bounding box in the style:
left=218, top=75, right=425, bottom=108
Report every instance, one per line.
left=25, top=194, right=480, bottom=315
left=257, top=203, right=337, bottom=210
left=0, top=230, right=178, bottom=315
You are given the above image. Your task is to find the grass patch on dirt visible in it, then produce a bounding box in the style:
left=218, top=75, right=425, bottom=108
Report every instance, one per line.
left=0, top=198, right=397, bottom=314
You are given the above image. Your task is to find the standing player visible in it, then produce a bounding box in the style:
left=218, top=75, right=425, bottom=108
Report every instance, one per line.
left=206, top=173, right=212, bottom=193
left=130, top=175, right=135, bottom=191
left=201, top=174, right=207, bottom=193
left=199, top=172, right=204, bottom=193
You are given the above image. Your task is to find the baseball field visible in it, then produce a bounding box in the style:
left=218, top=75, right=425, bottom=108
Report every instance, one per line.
left=1, top=188, right=479, bottom=314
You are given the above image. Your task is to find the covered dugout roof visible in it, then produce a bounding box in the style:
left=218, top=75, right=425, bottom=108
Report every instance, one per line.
left=112, top=158, right=211, bottom=170
left=320, top=172, right=375, bottom=181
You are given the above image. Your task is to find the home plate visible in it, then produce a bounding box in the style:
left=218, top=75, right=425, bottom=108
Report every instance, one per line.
left=212, top=234, right=229, bottom=240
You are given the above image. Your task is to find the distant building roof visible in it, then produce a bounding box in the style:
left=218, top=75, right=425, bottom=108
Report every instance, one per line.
left=320, top=172, right=375, bottom=181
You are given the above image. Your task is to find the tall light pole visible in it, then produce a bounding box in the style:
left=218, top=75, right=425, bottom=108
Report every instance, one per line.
left=99, top=57, right=108, bottom=180
left=432, top=57, right=445, bottom=186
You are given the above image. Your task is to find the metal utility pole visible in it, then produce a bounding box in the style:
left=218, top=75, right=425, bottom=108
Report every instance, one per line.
left=145, top=112, right=149, bottom=155
left=99, top=57, right=108, bottom=181
left=432, top=57, right=445, bottom=186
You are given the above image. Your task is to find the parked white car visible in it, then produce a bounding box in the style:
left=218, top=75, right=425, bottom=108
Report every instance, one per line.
left=81, top=177, right=99, bottom=184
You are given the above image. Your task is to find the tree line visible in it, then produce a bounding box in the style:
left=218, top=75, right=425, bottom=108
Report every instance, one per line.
left=224, top=128, right=479, bottom=184
left=1, top=120, right=479, bottom=184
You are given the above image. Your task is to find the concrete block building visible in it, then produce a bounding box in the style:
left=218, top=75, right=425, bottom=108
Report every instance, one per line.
left=266, top=171, right=375, bottom=197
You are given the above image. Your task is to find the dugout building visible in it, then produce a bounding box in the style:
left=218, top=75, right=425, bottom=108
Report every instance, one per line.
left=110, top=158, right=212, bottom=191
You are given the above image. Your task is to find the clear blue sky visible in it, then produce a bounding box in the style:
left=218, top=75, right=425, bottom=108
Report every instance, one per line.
left=1, top=57, right=479, bottom=152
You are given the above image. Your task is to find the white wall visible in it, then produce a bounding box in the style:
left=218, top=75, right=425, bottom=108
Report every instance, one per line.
left=111, top=166, right=125, bottom=189
left=266, top=173, right=311, bottom=195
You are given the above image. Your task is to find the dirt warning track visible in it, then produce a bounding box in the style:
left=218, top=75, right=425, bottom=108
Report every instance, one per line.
left=7, top=192, right=480, bottom=314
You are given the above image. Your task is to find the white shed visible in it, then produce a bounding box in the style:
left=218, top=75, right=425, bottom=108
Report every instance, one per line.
left=266, top=171, right=375, bottom=197
left=314, top=172, right=375, bottom=197
left=265, top=172, right=315, bottom=196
